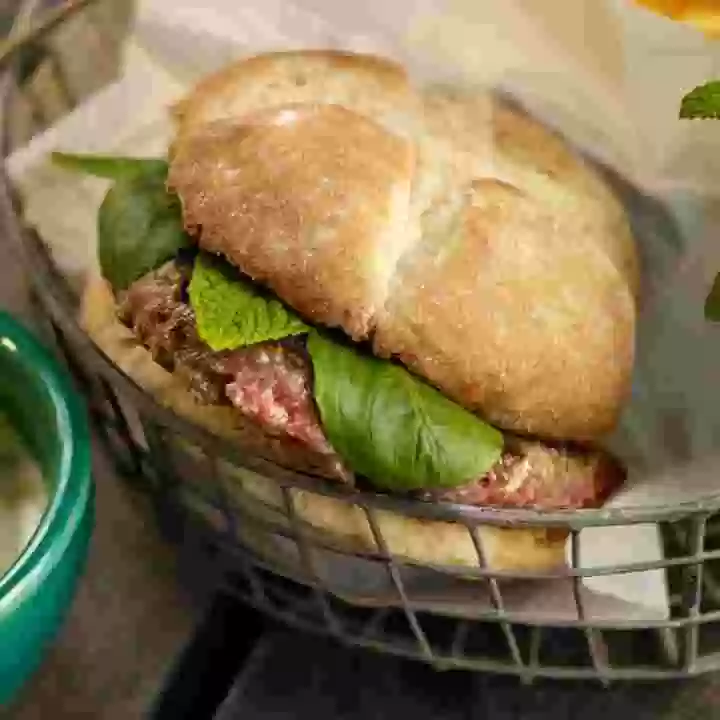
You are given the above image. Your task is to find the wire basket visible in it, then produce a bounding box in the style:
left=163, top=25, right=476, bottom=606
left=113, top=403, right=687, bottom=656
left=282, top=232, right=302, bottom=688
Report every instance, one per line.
left=4, top=0, right=720, bottom=683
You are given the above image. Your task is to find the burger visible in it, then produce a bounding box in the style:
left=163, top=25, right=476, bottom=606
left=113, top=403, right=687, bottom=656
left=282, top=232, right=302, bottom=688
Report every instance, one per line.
left=60, top=51, right=638, bottom=572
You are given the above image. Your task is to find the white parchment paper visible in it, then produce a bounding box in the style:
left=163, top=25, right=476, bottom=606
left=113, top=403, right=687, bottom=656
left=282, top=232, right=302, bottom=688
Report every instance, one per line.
left=8, top=0, right=720, bottom=621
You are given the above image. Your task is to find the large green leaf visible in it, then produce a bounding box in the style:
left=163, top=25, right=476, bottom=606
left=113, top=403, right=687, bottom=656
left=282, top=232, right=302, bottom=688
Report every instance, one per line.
left=189, top=253, right=309, bottom=351
left=97, top=166, right=191, bottom=291
left=307, top=332, right=503, bottom=491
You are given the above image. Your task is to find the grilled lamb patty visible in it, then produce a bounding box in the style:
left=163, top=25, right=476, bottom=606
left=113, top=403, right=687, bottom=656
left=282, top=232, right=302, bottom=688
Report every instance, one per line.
left=118, top=261, right=623, bottom=508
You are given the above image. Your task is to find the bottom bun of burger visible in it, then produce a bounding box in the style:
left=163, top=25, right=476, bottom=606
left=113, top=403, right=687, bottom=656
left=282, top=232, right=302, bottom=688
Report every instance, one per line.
left=79, top=273, right=569, bottom=573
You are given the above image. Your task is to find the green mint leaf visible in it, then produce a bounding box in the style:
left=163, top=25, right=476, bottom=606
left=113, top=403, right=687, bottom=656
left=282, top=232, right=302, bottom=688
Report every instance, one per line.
left=189, top=253, right=309, bottom=351
left=705, top=273, right=720, bottom=321
left=307, top=332, right=503, bottom=491
left=680, top=81, right=720, bottom=119
left=98, top=166, right=191, bottom=291
left=52, top=152, right=168, bottom=181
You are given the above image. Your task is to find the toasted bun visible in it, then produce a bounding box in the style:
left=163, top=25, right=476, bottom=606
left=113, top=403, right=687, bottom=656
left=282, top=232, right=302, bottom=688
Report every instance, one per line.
left=80, top=273, right=567, bottom=573
left=172, top=49, right=420, bottom=140
left=170, top=105, right=415, bottom=339
left=168, top=50, right=637, bottom=442
left=228, top=468, right=568, bottom=574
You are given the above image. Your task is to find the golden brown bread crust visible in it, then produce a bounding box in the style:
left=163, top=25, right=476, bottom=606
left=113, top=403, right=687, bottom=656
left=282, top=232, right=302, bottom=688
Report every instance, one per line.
left=232, top=469, right=569, bottom=574
left=168, top=50, right=638, bottom=442
left=168, top=105, right=415, bottom=340
left=370, top=88, right=636, bottom=439
left=80, top=273, right=568, bottom=573
left=488, top=99, right=639, bottom=295
left=172, top=49, right=419, bottom=140
left=375, top=177, right=635, bottom=440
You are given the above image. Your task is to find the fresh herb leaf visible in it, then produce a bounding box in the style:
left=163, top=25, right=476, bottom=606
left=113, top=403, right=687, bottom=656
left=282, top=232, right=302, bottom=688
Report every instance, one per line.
left=705, top=273, right=720, bottom=321
left=52, top=152, right=168, bottom=181
left=189, top=253, right=309, bottom=351
left=679, top=84, right=720, bottom=322
left=307, top=332, right=503, bottom=491
left=680, top=81, right=720, bottom=119
left=98, top=166, right=191, bottom=291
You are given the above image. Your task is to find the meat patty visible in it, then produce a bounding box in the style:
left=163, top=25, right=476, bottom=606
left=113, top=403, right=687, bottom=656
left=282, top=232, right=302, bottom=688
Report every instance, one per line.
left=119, top=261, right=624, bottom=509
left=118, top=261, right=351, bottom=481
left=421, top=438, right=622, bottom=509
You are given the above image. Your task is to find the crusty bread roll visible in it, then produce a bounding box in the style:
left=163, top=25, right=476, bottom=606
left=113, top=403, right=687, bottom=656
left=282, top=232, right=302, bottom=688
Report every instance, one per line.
left=80, top=274, right=568, bottom=573
left=168, top=50, right=637, bottom=442
left=170, top=105, right=415, bottom=341
left=172, top=50, right=420, bottom=141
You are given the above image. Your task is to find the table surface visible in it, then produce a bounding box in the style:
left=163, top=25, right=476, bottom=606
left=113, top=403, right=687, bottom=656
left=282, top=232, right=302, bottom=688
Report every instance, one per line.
left=216, top=630, right=720, bottom=720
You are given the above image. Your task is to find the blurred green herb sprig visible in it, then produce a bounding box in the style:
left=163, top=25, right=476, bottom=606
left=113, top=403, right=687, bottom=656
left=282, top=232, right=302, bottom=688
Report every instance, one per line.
left=680, top=81, right=720, bottom=321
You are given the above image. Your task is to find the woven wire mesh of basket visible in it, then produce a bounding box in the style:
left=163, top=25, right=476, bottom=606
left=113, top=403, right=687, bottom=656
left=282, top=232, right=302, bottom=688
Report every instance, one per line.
left=3, top=0, right=720, bottom=684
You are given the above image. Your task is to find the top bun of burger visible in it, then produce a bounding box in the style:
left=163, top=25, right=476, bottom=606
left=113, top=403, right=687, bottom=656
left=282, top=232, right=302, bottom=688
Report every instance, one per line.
left=167, top=50, right=637, bottom=443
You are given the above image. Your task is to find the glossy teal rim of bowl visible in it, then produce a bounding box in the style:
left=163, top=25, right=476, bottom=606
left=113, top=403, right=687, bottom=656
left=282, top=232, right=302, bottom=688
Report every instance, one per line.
left=0, top=312, right=91, bottom=600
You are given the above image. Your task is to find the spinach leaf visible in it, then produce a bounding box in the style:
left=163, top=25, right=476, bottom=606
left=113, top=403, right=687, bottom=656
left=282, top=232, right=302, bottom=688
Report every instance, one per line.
left=97, top=166, right=191, bottom=291
left=52, top=152, right=168, bottom=181
left=189, top=253, right=309, bottom=350
left=307, top=332, right=503, bottom=491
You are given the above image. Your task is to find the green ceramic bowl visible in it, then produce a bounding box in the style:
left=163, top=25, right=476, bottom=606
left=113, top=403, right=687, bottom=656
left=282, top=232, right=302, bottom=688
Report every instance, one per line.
left=0, top=312, right=93, bottom=705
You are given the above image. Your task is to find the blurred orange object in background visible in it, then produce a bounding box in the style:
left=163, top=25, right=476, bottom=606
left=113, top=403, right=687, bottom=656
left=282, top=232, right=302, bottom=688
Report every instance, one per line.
left=635, top=0, right=720, bottom=34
